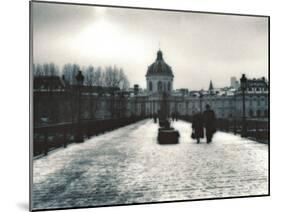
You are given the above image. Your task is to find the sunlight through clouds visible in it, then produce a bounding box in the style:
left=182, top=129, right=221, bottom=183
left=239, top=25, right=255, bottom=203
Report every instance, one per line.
left=33, top=2, right=268, bottom=89
left=73, top=10, right=146, bottom=62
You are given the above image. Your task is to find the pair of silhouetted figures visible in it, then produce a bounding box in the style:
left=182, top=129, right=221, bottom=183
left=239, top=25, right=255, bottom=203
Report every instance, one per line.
left=171, top=111, right=179, bottom=122
left=191, top=104, right=216, bottom=144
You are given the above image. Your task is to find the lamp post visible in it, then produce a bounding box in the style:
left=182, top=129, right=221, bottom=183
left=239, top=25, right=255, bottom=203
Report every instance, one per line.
left=159, top=91, right=168, bottom=127
left=76, top=70, right=84, bottom=143
left=134, top=84, right=139, bottom=117
left=240, top=74, right=247, bottom=137
left=233, top=90, right=237, bottom=135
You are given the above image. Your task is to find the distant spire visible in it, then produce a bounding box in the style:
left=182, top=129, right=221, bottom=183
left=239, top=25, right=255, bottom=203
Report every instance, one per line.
left=157, top=49, right=163, bottom=60
left=209, top=80, right=214, bottom=90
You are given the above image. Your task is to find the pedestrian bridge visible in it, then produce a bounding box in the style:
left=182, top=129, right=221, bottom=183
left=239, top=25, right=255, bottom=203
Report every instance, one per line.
left=32, top=119, right=268, bottom=210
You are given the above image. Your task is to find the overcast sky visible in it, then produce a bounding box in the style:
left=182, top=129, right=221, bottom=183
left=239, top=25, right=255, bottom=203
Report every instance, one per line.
left=32, top=2, right=268, bottom=90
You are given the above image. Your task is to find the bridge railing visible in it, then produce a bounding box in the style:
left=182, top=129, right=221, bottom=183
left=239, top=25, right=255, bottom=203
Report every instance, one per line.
left=33, top=116, right=145, bottom=157
left=180, top=115, right=269, bottom=144
left=215, top=118, right=269, bottom=143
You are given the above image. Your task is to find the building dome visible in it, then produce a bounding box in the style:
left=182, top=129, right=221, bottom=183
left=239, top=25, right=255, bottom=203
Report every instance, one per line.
left=146, top=50, right=174, bottom=94
left=146, top=50, right=174, bottom=77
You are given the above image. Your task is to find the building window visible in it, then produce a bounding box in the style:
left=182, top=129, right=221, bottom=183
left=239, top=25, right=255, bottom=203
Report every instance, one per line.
left=168, top=82, right=171, bottom=91
left=261, top=97, right=265, bottom=106
left=149, top=81, right=153, bottom=91
left=257, top=110, right=261, bottom=117
left=225, top=100, right=228, bottom=106
left=264, top=109, right=268, bottom=117
left=253, top=98, right=256, bottom=106
left=249, top=109, right=253, bottom=117
left=158, top=81, right=162, bottom=91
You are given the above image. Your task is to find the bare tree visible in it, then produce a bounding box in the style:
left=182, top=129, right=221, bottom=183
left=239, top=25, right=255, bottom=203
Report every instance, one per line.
left=42, top=63, right=50, bottom=76
left=62, top=63, right=72, bottom=84
left=62, top=63, right=80, bottom=85
left=119, top=68, right=130, bottom=90
left=103, top=65, right=129, bottom=89
left=85, top=65, right=94, bottom=86
left=49, top=62, right=60, bottom=76
left=34, top=64, right=43, bottom=76
left=33, top=63, right=60, bottom=77
left=34, top=63, right=129, bottom=90
left=94, top=66, right=103, bottom=86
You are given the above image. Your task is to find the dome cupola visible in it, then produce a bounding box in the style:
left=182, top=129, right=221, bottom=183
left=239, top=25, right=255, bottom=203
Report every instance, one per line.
left=146, top=50, right=174, bottom=77
left=146, top=50, right=174, bottom=94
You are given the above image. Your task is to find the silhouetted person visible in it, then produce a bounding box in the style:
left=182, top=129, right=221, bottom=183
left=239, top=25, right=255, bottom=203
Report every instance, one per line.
left=203, top=104, right=216, bottom=143
left=153, top=113, right=157, bottom=123
left=171, top=112, right=175, bottom=122
left=192, top=110, right=204, bottom=143
left=175, top=111, right=179, bottom=121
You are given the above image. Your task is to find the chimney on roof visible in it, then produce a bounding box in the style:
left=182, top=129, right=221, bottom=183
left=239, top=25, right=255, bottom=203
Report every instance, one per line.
left=134, top=84, right=139, bottom=95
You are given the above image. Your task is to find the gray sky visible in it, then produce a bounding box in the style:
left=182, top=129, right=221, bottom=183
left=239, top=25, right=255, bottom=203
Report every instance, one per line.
left=32, top=2, right=268, bottom=90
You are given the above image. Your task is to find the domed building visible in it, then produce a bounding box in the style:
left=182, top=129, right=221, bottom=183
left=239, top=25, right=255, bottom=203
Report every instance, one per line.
left=139, top=49, right=177, bottom=116
left=146, top=50, right=174, bottom=94
left=126, top=49, right=268, bottom=121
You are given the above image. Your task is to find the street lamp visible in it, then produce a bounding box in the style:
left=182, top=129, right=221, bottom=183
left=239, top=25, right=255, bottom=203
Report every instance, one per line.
left=76, top=70, right=84, bottom=86
left=233, top=90, right=237, bottom=135
left=76, top=70, right=84, bottom=143
left=134, top=84, right=139, bottom=117
left=240, top=74, right=247, bottom=137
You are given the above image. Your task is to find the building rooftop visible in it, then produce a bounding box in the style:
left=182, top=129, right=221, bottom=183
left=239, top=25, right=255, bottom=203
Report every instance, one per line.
left=146, top=50, right=174, bottom=77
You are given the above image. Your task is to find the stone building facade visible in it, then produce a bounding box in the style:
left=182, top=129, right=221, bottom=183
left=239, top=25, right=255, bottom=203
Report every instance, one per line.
left=129, top=50, right=269, bottom=120
left=33, top=50, right=269, bottom=126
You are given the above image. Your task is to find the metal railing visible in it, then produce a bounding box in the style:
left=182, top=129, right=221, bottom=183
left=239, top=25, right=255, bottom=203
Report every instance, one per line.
left=33, top=116, right=145, bottom=157
left=216, top=118, right=269, bottom=143
left=180, top=115, right=269, bottom=144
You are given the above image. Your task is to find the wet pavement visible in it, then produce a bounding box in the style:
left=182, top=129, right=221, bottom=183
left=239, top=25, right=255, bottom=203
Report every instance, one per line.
left=32, top=119, right=268, bottom=210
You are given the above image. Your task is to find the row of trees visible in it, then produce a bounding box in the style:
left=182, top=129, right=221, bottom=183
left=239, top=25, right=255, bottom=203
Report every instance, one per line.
left=33, top=63, right=60, bottom=77
left=33, top=63, right=130, bottom=89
